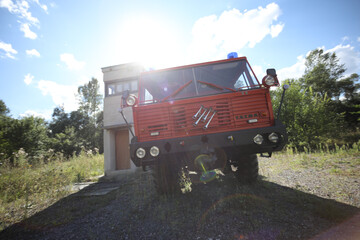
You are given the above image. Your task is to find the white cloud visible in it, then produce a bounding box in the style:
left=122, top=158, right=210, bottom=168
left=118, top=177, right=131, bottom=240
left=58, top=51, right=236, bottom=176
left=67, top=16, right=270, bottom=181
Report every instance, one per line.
left=26, top=48, right=40, bottom=57
left=357, top=37, right=360, bottom=42
left=33, top=0, right=48, bottom=13
left=342, top=36, right=349, bottom=42
left=270, top=23, right=284, bottom=38
left=37, top=80, right=78, bottom=112
left=60, top=53, right=85, bottom=70
left=0, top=40, right=18, bottom=59
left=0, top=0, right=45, bottom=39
left=277, top=43, right=360, bottom=82
left=277, top=55, right=306, bottom=81
left=24, top=73, right=34, bottom=85
left=325, top=44, right=360, bottom=76
left=20, top=109, right=52, bottom=120
left=0, top=0, right=39, bottom=24
left=188, top=3, right=284, bottom=62
left=252, top=65, right=266, bottom=81
left=20, top=23, right=37, bottom=39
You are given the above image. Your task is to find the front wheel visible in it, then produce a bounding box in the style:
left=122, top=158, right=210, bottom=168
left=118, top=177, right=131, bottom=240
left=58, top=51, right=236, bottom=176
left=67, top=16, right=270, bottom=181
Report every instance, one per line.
left=232, top=154, right=259, bottom=184
left=152, top=158, right=180, bottom=195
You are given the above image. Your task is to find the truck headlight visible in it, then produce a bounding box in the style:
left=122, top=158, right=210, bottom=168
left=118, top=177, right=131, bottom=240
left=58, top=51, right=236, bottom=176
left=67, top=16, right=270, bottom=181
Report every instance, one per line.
left=264, top=75, right=275, bottom=86
left=136, top=148, right=146, bottom=158
left=254, top=134, right=264, bottom=145
left=126, top=95, right=136, bottom=106
left=268, top=133, right=279, bottom=143
left=150, top=146, right=160, bottom=157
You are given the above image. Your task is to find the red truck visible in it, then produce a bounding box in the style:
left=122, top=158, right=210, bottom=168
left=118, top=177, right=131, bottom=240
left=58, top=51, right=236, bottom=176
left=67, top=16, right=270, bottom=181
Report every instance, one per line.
left=122, top=53, right=288, bottom=194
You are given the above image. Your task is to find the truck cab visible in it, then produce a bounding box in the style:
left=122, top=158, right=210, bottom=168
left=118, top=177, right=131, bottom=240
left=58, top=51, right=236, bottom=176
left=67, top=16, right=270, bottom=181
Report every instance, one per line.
left=123, top=54, right=287, bottom=193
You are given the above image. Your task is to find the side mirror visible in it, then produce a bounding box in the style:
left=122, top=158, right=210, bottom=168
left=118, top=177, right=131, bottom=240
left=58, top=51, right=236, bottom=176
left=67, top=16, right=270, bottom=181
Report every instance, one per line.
left=262, top=68, right=279, bottom=88
left=266, top=68, right=277, bottom=77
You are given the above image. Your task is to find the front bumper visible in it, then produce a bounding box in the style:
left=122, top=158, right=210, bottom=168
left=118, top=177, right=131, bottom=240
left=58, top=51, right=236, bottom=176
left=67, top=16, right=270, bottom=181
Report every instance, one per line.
left=130, top=120, right=287, bottom=167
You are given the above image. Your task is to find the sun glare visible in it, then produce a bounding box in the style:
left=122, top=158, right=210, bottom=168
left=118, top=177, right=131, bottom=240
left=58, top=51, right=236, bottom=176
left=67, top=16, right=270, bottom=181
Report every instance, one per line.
left=121, top=17, right=183, bottom=70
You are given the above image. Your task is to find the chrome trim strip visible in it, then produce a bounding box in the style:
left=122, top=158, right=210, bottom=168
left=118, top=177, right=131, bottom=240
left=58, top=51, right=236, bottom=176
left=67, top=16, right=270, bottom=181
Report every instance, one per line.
left=202, top=107, right=212, bottom=122
left=194, top=108, right=208, bottom=126
left=203, top=110, right=217, bottom=129
left=192, top=105, right=204, bottom=119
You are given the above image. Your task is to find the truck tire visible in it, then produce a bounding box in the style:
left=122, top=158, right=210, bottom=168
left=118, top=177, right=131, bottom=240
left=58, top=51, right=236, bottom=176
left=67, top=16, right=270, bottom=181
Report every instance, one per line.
left=152, top=158, right=180, bottom=194
left=232, top=154, right=258, bottom=184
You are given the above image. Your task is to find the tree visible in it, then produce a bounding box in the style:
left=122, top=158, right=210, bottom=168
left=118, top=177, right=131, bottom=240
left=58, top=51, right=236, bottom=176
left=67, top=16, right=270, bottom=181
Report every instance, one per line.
left=49, top=126, right=79, bottom=157
left=0, top=115, right=50, bottom=162
left=302, top=49, right=345, bottom=99
left=48, top=106, right=70, bottom=136
left=271, top=79, right=343, bottom=149
left=77, top=78, right=102, bottom=122
left=77, top=78, right=103, bottom=152
left=332, top=73, right=360, bottom=129
left=0, top=99, right=10, bottom=116
left=302, top=49, right=360, bottom=131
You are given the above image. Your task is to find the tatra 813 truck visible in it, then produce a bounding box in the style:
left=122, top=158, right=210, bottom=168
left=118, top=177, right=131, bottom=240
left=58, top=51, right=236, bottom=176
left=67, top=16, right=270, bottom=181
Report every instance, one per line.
left=121, top=53, right=288, bottom=194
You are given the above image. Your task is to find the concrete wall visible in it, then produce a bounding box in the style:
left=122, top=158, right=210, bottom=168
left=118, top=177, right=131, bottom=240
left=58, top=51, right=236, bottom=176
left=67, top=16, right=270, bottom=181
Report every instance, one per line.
left=102, top=62, right=143, bottom=175
left=102, top=62, right=143, bottom=82
left=103, top=95, right=134, bottom=128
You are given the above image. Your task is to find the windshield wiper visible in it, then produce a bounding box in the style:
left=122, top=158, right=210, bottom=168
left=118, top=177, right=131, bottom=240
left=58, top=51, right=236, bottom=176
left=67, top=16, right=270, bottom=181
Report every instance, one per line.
left=162, top=80, right=193, bottom=102
left=197, top=80, right=236, bottom=92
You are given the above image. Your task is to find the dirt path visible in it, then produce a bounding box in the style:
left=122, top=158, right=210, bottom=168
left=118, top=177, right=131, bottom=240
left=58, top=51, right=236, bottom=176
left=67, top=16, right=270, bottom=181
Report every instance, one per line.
left=0, top=158, right=359, bottom=240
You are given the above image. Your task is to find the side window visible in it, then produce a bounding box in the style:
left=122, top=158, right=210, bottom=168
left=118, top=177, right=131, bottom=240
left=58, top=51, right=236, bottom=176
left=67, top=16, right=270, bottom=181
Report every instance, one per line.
left=131, top=81, right=138, bottom=91
left=234, top=63, right=259, bottom=90
left=123, top=82, right=130, bottom=91
left=144, top=89, right=153, bottom=103
left=234, top=73, right=249, bottom=89
left=116, top=84, right=123, bottom=93
left=107, top=84, right=116, bottom=96
left=105, top=78, right=139, bottom=97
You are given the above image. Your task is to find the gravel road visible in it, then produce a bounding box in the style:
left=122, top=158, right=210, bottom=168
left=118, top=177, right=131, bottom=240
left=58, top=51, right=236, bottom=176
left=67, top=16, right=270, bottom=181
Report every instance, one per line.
left=1, top=157, right=359, bottom=240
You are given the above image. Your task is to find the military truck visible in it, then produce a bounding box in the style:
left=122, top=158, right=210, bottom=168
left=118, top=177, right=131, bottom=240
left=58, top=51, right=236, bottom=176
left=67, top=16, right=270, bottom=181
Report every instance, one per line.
left=122, top=53, right=288, bottom=194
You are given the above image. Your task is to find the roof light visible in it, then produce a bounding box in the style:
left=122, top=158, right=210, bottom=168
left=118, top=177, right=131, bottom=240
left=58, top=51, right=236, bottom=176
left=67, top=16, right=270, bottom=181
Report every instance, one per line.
left=227, top=52, right=238, bottom=59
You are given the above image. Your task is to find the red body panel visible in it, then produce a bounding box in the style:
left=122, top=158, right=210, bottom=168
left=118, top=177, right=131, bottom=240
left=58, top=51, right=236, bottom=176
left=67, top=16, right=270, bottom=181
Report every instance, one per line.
left=133, top=88, right=274, bottom=142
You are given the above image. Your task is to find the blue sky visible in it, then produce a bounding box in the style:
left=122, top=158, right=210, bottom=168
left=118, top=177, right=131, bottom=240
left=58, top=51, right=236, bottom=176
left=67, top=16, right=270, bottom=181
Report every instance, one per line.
left=1, top=0, right=360, bottom=119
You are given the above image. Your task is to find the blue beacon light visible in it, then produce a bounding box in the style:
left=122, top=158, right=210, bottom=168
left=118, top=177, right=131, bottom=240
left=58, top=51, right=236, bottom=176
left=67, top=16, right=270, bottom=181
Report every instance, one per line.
left=227, top=52, right=238, bottom=59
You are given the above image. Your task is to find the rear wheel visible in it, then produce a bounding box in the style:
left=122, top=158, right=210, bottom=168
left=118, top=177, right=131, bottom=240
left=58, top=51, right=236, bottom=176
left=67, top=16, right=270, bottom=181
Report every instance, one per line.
left=152, top=157, right=180, bottom=194
left=232, top=154, right=259, bottom=184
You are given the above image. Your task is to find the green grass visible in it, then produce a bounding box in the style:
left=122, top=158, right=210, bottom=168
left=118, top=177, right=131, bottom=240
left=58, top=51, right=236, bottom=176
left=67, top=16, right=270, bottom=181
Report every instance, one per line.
left=263, top=141, right=360, bottom=177
left=0, top=150, right=104, bottom=231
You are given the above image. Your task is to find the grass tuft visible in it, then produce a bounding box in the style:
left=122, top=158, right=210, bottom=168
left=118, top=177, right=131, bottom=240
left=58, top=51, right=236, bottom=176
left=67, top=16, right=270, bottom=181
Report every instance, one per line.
left=0, top=150, right=103, bottom=231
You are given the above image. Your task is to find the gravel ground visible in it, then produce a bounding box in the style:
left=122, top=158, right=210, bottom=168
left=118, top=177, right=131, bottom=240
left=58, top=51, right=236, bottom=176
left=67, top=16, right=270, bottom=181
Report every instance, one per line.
left=1, top=157, right=359, bottom=240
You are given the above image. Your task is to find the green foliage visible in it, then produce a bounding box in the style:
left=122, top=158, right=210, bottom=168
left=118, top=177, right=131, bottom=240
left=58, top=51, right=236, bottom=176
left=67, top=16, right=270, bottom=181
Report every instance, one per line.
left=272, top=79, right=343, bottom=149
left=301, top=49, right=360, bottom=130
left=46, top=78, right=104, bottom=156
left=273, top=49, right=360, bottom=150
left=302, top=48, right=345, bottom=99
left=0, top=115, right=50, bottom=162
left=76, top=78, right=103, bottom=153
left=0, top=152, right=104, bottom=230
left=77, top=78, right=102, bottom=121
left=49, top=126, right=79, bottom=158
left=0, top=99, right=10, bottom=116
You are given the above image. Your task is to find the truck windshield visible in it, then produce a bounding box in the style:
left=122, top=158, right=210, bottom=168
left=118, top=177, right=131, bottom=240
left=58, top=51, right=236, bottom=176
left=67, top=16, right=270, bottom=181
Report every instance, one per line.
left=139, top=59, right=260, bottom=104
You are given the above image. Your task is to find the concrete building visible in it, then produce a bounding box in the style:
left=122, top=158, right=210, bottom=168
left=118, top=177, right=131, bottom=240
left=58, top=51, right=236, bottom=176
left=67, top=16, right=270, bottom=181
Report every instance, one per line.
left=102, top=62, right=144, bottom=176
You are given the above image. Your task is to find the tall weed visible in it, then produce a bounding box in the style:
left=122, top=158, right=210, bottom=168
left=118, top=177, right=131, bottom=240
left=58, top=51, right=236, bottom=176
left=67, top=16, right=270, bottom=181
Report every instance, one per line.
left=0, top=149, right=104, bottom=231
